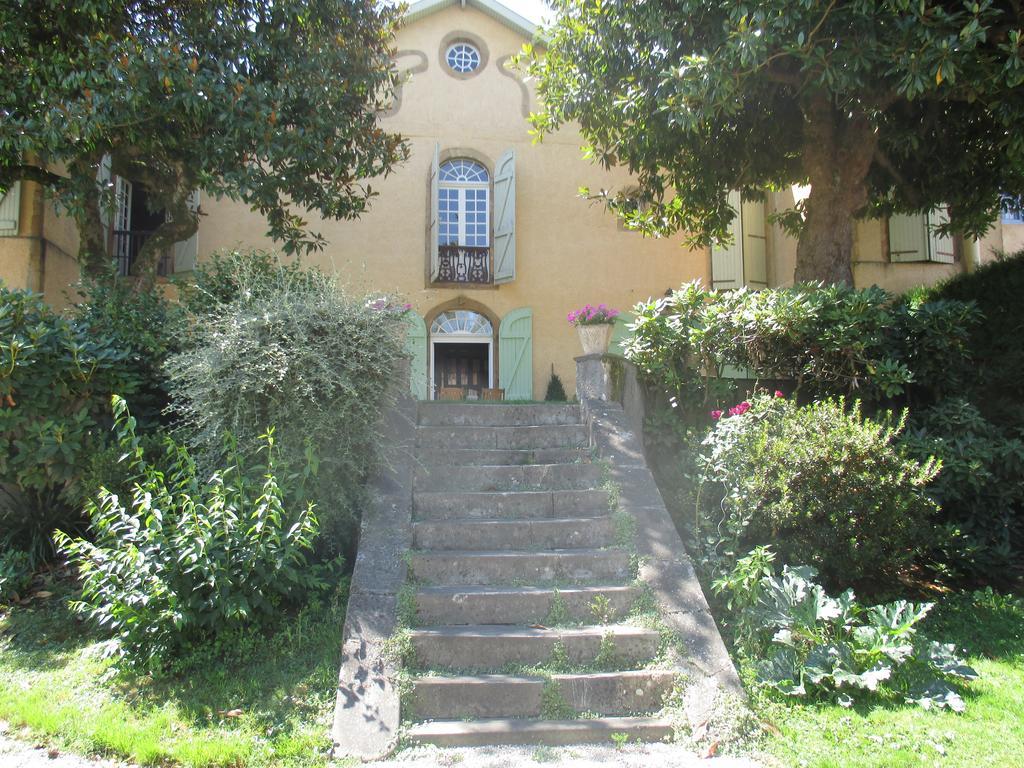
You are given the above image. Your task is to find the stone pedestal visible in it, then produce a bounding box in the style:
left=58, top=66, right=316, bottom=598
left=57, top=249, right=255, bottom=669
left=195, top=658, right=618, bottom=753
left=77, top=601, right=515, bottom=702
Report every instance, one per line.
left=575, top=353, right=612, bottom=401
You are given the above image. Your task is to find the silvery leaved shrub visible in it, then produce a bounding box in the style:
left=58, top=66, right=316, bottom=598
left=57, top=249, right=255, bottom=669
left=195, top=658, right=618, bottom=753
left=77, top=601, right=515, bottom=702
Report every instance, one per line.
left=166, top=252, right=407, bottom=558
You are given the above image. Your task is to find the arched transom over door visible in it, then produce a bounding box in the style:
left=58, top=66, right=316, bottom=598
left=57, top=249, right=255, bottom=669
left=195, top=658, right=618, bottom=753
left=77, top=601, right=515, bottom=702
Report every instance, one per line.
left=429, top=310, right=495, bottom=399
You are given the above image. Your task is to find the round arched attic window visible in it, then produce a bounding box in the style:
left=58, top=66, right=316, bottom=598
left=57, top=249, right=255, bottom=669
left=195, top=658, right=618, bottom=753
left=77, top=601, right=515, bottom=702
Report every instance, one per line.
left=445, top=42, right=481, bottom=74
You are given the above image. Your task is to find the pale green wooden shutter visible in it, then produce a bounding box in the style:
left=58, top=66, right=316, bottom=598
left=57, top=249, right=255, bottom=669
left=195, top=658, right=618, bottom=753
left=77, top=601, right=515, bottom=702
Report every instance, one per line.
left=742, top=198, right=768, bottom=287
left=429, top=143, right=440, bottom=281
left=927, top=207, right=955, bottom=264
left=712, top=190, right=743, bottom=289
left=499, top=307, right=532, bottom=400
left=173, top=190, right=200, bottom=272
left=404, top=311, right=428, bottom=400
left=609, top=311, right=636, bottom=358
left=889, top=213, right=927, bottom=262
left=0, top=182, right=21, bottom=236
left=493, top=148, right=516, bottom=284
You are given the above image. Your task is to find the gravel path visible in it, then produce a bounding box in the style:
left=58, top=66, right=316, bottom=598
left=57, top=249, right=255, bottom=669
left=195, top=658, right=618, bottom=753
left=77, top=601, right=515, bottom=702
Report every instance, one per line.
left=0, top=726, right=132, bottom=768
left=376, top=742, right=766, bottom=768
left=1, top=721, right=766, bottom=768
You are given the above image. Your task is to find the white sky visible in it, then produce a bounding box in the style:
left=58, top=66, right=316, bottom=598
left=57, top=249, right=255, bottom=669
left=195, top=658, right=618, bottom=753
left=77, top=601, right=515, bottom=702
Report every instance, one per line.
left=498, top=0, right=553, bottom=25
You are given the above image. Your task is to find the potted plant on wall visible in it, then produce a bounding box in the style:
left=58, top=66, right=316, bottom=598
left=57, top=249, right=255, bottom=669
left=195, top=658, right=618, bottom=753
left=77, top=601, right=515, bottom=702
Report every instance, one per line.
left=568, top=304, right=619, bottom=355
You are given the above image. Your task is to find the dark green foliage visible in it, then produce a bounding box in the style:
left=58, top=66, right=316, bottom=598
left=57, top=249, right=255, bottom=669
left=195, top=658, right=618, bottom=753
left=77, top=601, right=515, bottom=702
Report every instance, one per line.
left=55, top=397, right=327, bottom=668
left=0, top=0, right=408, bottom=280
left=529, top=1, right=1024, bottom=283
left=165, top=252, right=406, bottom=559
left=0, top=548, right=33, bottom=604
left=625, top=281, right=977, bottom=418
left=910, top=250, right=1024, bottom=430
left=544, top=369, right=568, bottom=402
left=715, top=554, right=978, bottom=711
left=0, top=286, right=140, bottom=561
left=902, top=399, right=1024, bottom=582
left=72, top=268, right=185, bottom=428
left=696, top=394, right=939, bottom=591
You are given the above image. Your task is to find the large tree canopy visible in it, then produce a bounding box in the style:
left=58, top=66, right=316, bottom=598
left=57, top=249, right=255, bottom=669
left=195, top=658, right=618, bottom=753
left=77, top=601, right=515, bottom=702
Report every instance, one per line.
left=530, top=1, right=1024, bottom=284
left=0, top=0, right=408, bottom=283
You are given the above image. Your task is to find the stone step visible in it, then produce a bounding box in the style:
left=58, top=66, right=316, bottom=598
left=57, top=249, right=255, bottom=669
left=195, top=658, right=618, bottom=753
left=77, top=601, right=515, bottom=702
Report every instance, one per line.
left=415, top=584, right=639, bottom=625
left=409, top=548, right=631, bottom=585
left=409, top=670, right=677, bottom=720
left=418, top=403, right=582, bottom=427
left=412, top=517, right=616, bottom=551
left=418, top=447, right=592, bottom=467
left=416, top=424, right=589, bottom=451
left=413, top=489, right=610, bottom=521
left=406, top=716, right=674, bottom=747
left=410, top=625, right=660, bottom=670
left=414, top=462, right=603, bottom=493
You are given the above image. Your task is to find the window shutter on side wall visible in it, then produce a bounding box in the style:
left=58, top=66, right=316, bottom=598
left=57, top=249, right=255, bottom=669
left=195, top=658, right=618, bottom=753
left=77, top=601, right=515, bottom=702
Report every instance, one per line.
left=404, top=311, right=428, bottom=400
left=429, top=143, right=440, bottom=281
left=927, top=207, right=955, bottom=264
left=98, top=155, right=113, bottom=249
left=742, top=198, right=768, bottom=287
left=493, top=148, right=516, bottom=284
left=711, top=190, right=743, bottom=289
left=172, top=191, right=200, bottom=272
left=0, top=182, right=21, bottom=236
left=609, top=311, right=636, bottom=358
left=889, top=213, right=928, bottom=262
left=499, top=307, right=532, bottom=400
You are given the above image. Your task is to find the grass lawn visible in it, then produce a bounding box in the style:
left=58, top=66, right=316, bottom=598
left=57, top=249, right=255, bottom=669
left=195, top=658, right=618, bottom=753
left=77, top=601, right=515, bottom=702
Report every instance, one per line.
left=0, top=577, right=354, bottom=768
left=754, top=589, right=1024, bottom=767
left=0, top=580, right=1021, bottom=768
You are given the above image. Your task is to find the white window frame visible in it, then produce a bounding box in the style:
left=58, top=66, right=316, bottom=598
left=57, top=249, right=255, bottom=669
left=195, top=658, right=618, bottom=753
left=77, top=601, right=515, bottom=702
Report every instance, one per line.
left=439, top=160, right=490, bottom=249
left=446, top=42, right=481, bottom=74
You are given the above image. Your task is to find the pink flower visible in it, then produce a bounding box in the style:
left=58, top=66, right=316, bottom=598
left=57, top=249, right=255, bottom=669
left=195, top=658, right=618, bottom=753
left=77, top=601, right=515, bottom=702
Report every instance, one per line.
left=710, top=410, right=723, bottom=420
left=774, top=390, right=785, bottom=398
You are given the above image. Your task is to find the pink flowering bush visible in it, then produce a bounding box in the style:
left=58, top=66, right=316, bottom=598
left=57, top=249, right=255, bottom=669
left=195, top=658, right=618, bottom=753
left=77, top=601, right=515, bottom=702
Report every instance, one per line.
left=695, top=393, right=939, bottom=591
left=567, top=303, right=620, bottom=326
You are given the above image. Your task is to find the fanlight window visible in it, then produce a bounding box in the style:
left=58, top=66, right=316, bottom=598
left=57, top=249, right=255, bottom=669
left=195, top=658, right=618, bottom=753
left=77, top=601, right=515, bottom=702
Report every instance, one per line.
left=431, top=310, right=493, bottom=337
left=446, top=42, right=481, bottom=74
left=440, top=159, right=489, bottom=184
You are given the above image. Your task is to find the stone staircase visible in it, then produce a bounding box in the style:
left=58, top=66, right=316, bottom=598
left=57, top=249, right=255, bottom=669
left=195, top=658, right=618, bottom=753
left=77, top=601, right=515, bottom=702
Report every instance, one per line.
left=401, top=402, right=676, bottom=747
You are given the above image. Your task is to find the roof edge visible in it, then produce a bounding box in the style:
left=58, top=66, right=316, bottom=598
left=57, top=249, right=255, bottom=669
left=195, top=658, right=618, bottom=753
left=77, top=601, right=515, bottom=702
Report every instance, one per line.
left=405, top=0, right=539, bottom=41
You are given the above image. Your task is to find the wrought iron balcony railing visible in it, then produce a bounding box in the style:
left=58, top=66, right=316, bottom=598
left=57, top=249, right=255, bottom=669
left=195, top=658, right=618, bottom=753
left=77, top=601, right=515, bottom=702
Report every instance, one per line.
left=436, top=244, right=491, bottom=284
left=112, top=230, right=173, bottom=277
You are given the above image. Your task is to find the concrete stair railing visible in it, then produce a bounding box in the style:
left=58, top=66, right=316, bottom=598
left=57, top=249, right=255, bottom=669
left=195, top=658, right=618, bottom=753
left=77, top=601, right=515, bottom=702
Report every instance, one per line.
left=333, top=399, right=740, bottom=758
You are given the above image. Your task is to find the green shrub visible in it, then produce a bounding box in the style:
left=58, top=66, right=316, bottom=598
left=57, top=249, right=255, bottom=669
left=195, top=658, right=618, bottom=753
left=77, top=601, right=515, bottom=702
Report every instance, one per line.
left=625, top=282, right=978, bottom=418
left=910, top=250, right=1024, bottom=428
left=695, top=393, right=939, bottom=590
left=902, top=399, right=1024, bottom=581
left=56, top=397, right=326, bottom=668
left=71, top=269, right=184, bottom=428
left=0, top=286, right=141, bottom=561
left=0, top=548, right=33, bottom=604
left=165, top=253, right=406, bottom=557
left=715, top=554, right=978, bottom=711
left=544, top=369, right=568, bottom=401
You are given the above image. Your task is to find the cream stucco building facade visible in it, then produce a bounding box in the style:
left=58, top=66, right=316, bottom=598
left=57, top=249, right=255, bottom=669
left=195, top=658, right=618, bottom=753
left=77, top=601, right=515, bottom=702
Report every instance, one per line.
left=1, top=0, right=1020, bottom=399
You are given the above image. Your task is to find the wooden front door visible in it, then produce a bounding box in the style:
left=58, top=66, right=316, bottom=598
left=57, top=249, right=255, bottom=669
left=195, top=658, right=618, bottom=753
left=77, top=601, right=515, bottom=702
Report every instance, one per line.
left=434, top=342, right=489, bottom=398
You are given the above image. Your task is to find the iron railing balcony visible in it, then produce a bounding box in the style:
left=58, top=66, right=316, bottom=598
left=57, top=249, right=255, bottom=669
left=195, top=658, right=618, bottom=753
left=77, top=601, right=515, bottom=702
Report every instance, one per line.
left=436, top=244, right=491, bottom=284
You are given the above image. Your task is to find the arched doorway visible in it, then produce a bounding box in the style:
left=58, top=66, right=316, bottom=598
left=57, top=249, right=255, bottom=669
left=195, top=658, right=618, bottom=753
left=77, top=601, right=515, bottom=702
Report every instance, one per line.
left=430, top=309, right=494, bottom=399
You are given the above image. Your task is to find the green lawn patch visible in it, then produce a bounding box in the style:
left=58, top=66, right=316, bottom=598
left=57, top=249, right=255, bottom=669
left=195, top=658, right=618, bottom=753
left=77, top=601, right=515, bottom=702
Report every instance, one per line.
left=0, top=579, right=355, bottom=768
left=755, top=589, right=1024, bottom=767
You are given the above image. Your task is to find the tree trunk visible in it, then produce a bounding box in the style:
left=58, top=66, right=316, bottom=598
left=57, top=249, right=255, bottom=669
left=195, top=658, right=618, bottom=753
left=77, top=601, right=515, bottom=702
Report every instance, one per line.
left=793, top=95, right=879, bottom=286
left=72, top=155, right=111, bottom=279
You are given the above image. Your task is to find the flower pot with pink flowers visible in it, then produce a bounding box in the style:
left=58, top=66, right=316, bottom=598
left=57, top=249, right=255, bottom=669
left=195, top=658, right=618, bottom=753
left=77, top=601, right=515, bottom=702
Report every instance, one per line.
left=568, top=304, right=619, bottom=355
